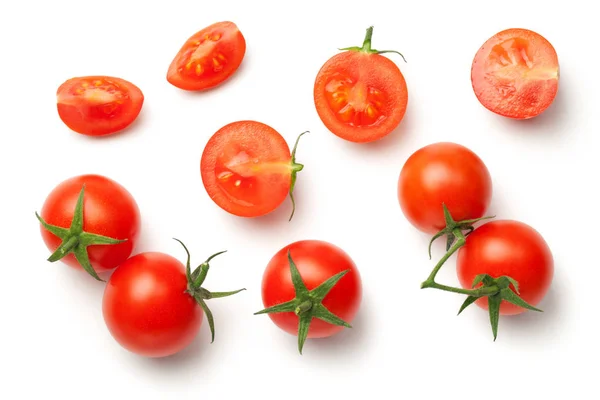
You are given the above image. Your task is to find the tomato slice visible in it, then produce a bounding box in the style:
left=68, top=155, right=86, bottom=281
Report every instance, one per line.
left=167, top=21, right=246, bottom=91
left=201, top=121, right=304, bottom=218
left=314, top=27, right=408, bottom=143
left=56, top=76, right=144, bottom=136
left=471, top=28, right=559, bottom=119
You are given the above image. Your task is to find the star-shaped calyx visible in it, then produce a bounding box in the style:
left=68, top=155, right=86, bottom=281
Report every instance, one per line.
left=254, top=250, right=352, bottom=354
left=35, top=185, right=125, bottom=281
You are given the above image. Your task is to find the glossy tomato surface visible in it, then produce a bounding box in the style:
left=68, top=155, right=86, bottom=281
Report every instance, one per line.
left=39, top=174, right=141, bottom=272
left=261, top=240, right=362, bottom=338
left=314, top=50, right=408, bottom=143
left=457, top=220, right=554, bottom=315
left=200, top=120, right=293, bottom=217
left=167, top=21, right=246, bottom=91
left=398, top=142, right=492, bottom=234
left=471, top=28, right=559, bottom=119
left=56, top=76, right=144, bottom=136
left=102, top=252, right=203, bottom=357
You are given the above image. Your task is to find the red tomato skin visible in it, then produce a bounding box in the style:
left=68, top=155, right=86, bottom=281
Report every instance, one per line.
left=200, top=120, right=292, bottom=218
left=397, top=142, right=492, bottom=234
left=56, top=76, right=144, bottom=136
left=456, top=220, right=554, bottom=315
left=314, top=50, right=408, bottom=143
left=471, top=28, right=559, bottom=119
left=167, top=21, right=246, bottom=91
left=261, top=240, right=362, bottom=338
left=39, top=174, right=141, bottom=272
left=102, top=252, right=203, bottom=358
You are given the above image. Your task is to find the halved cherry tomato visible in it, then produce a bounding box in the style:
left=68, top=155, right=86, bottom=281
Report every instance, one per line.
left=314, top=26, right=408, bottom=143
left=200, top=121, right=306, bottom=219
left=167, top=21, right=246, bottom=91
left=56, top=76, right=144, bottom=136
left=471, top=28, right=559, bottom=119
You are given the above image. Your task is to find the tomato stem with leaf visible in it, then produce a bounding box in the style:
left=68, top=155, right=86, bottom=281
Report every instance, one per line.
left=254, top=250, right=352, bottom=354
left=339, top=26, right=407, bottom=62
left=288, top=131, right=308, bottom=221
left=35, top=185, right=126, bottom=281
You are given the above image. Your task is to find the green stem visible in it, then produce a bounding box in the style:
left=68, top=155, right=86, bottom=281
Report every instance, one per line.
left=193, top=264, right=209, bottom=288
left=361, top=26, right=374, bottom=52
left=295, top=300, right=313, bottom=315
left=424, top=281, right=499, bottom=297
left=422, top=228, right=465, bottom=285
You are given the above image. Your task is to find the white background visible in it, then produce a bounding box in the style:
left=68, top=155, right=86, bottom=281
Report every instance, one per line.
left=1, top=0, right=597, bottom=398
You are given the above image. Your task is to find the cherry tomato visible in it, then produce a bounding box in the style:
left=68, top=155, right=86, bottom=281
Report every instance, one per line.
left=102, top=241, right=244, bottom=358
left=258, top=240, right=362, bottom=351
left=167, top=21, right=246, bottom=91
left=200, top=120, right=306, bottom=219
left=471, top=28, right=559, bottom=119
left=37, top=174, right=141, bottom=278
left=56, top=76, right=144, bottom=136
left=456, top=220, right=554, bottom=315
left=397, top=142, right=492, bottom=234
left=314, top=26, right=408, bottom=143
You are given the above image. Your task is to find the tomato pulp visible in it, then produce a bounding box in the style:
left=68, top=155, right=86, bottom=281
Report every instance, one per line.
left=200, top=121, right=305, bottom=219
left=167, top=21, right=246, bottom=91
left=56, top=76, right=144, bottom=136
left=471, top=28, right=559, bottom=119
left=456, top=220, right=554, bottom=315
left=397, top=142, right=493, bottom=234
left=314, top=26, right=408, bottom=143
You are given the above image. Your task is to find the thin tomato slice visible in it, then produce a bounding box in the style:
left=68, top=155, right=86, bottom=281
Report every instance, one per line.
left=56, top=76, right=144, bottom=136
left=167, top=21, right=246, bottom=91
left=471, top=28, right=559, bottom=119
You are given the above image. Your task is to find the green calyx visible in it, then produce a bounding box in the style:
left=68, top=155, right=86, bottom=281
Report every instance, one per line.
left=254, top=250, right=352, bottom=354
left=288, top=131, right=308, bottom=222
left=174, top=238, right=246, bottom=344
left=339, top=26, right=407, bottom=63
left=35, top=185, right=126, bottom=281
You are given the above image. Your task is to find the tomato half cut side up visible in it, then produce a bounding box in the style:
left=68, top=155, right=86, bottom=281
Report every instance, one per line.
left=471, top=28, right=559, bottom=119
left=314, top=26, right=408, bottom=143
left=56, top=76, right=144, bottom=136
left=200, top=121, right=306, bottom=220
left=167, top=21, right=246, bottom=91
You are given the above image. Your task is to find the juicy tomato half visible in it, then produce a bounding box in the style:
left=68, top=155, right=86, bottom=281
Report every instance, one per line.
left=56, top=76, right=144, bottom=136
left=314, top=26, right=408, bottom=143
left=456, top=220, right=554, bottom=315
left=200, top=121, right=305, bottom=219
left=167, top=21, right=246, bottom=91
left=471, top=28, right=559, bottom=119
left=397, top=142, right=493, bottom=234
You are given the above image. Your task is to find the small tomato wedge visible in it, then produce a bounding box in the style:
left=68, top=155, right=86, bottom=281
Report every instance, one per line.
left=471, top=28, right=559, bottom=119
left=314, top=26, right=408, bottom=143
left=167, top=21, right=246, bottom=91
left=56, top=76, right=144, bottom=136
left=200, top=121, right=306, bottom=220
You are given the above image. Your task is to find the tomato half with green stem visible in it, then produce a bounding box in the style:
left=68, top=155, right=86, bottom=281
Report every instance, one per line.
left=35, top=174, right=141, bottom=281
left=56, top=76, right=144, bottom=136
left=471, top=28, right=559, bottom=119
left=314, top=26, right=408, bottom=143
left=200, top=120, right=307, bottom=220
left=102, top=239, right=245, bottom=358
left=254, top=240, right=362, bottom=354
left=167, top=21, right=246, bottom=91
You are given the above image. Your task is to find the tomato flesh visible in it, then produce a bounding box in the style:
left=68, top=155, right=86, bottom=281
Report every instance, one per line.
left=457, top=220, right=554, bottom=315
left=201, top=121, right=292, bottom=217
left=314, top=51, right=408, bottom=143
left=471, top=28, right=559, bottom=119
left=56, top=76, right=143, bottom=136
left=167, top=21, right=246, bottom=91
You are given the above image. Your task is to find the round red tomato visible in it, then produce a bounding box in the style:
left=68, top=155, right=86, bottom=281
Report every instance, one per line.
left=200, top=120, right=305, bottom=219
left=37, top=174, right=141, bottom=277
left=167, top=21, right=246, bottom=91
left=456, top=220, right=554, bottom=315
left=471, top=28, right=559, bottom=119
left=397, top=142, right=493, bottom=234
left=259, top=240, right=362, bottom=342
left=314, top=26, right=408, bottom=143
left=56, top=76, right=144, bottom=136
